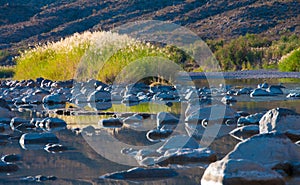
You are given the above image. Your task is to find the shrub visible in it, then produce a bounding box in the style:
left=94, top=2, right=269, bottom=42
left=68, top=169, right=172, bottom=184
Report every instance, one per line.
left=278, top=47, right=300, bottom=72
left=15, top=31, right=195, bottom=83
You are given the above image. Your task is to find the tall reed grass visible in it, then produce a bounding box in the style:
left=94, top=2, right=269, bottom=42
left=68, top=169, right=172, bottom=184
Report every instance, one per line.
left=15, top=31, right=194, bottom=83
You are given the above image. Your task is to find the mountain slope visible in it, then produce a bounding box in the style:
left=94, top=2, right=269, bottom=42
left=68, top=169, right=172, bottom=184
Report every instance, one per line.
left=0, top=0, right=300, bottom=64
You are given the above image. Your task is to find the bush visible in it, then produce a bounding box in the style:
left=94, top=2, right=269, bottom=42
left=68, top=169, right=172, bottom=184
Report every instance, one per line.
left=278, top=48, right=300, bottom=72
left=15, top=31, right=195, bottom=83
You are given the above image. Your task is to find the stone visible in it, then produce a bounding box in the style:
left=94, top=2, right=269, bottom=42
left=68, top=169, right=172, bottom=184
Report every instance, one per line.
left=44, top=144, right=68, bottom=153
left=0, top=161, right=19, bottom=173
left=229, top=125, right=259, bottom=141
left=227, top=133, right=300, bottom=168
left=42, top=93, right=67, bottom=104
left=122, top=94, right=139, bottom=106
left=44, top=117, right=67, bottom=131
left=1, top=154, right=21, bottom=163
left=157, top=135, right=200, bottom=153
left=146, top=129, right=173, bottom=142
left=10, top=117, right=30, bottom=131
left=237, top=112, right=265, bottom=126
left=87, top=90, right=111, bottom=102
left=267, top=85, right=284, bottom=94
left=0, top=98, right=11, bottom=110
left=221, top=95, right=237, bottom=104
left=99, top=118, right=123, bottom=128
left=259, top=108, right=300, bottom=137
left=201, top=159, right=285, bottom=185
left=185, top=104, right=236, bottom=124
left=100, top=167, right=178, bottom=180
left=157, top=148, right=217, bottom=166
left=287, top=93, right=300, bottom=99
left=123, top=114, right=143, bottom=125
left=156, top=112, right=179, bottom=129
left=250, top=88, right=275, bottom=97
left=19, top=132, right=59, bottom=146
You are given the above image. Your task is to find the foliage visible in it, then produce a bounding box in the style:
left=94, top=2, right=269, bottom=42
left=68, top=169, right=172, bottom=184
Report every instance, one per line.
left=278, top=48, right=300, bottom=72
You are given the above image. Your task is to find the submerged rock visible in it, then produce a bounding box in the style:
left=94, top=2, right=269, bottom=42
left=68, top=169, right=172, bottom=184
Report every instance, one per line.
left=44, top=117, right=67, bottom=131
left=100, top=167, right=178, bottom=180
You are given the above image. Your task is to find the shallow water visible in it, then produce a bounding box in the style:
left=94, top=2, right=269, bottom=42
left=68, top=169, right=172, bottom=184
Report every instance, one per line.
left=0, top=78, right=299, bottom=184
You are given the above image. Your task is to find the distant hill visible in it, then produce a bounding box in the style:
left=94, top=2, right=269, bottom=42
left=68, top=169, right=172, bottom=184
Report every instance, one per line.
left=1, top=0, right=300, bottom=65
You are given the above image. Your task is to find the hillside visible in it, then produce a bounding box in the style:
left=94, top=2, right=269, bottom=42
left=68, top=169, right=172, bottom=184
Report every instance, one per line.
left=1, top=0, right=300, bottom=65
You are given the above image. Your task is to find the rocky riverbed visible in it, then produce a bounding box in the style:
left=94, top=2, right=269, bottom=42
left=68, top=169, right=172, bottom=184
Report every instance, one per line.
left=0, top=76, right=299, bottom=184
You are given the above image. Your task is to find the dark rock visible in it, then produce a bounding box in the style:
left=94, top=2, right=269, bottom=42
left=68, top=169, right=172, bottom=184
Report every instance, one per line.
left=1, top=154, right=21, bottom=163
left=44, top=144, right=68, bottom=153
left=100, top=167, right=178, bottom=180
left=146, top=129, right=173, bottom=142
left=230, top=125, right=259, bottom=141
left=0, top=162, right=19, bottom=173
left=19, top=132, right=59, bottom=146
left=99, top=118, right=123, bottom=128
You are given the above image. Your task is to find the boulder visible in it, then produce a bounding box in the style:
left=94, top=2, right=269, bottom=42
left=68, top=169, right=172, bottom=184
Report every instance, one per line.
left=267, top=85, right=284, bottom=94
left=87, top=90, right=111, bottom=102
left=259, top=108, right=300, bottom=138
left=227, top=133, right=300, bottom=168
left=185, top=104, right=236, bottom=124
left=100, top=167, right=178, bottom=180
left=157, top=135, right=200, bottom=153
left=237, top=112, right=265, bottom=126
left=42, top=93, right=67, bottom=104
left=229, top=125, right=259, bottom=141
left=44, top=117, right=67, bottom=131
left=19, top=132, right=59, bottom=146
left=157, top=148, right=217, bottom=166
left=156, top=112, right=179, bottom=129
left=201, top=159, right=285, bottom=185
left=122, top=94, right=139, bottom=106
left=250, top=88, right=275, bottom=97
